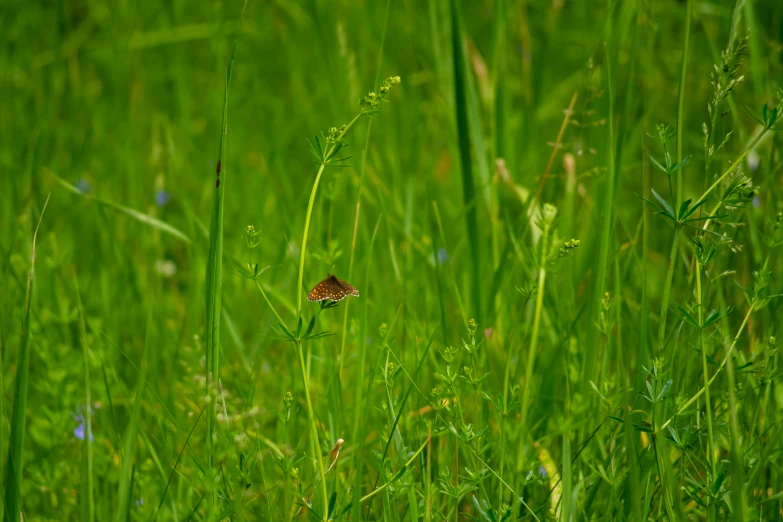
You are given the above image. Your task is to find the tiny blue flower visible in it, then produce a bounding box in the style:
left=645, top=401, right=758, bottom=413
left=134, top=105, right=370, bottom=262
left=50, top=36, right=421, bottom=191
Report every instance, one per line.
left=72, top=409, right=94, bottom=442
left=752, top=196, right=760, bottom=208
left=437, top=248, right=448, bottom=264
left=74, top=422, right=94, bottom=442
left=155, top=189, right=170, bottom=207
left=135, top=498, right=144, bottom=506
left=75, top=179, right=91, bottom=194
left=539, top=465, right=547, bottom=478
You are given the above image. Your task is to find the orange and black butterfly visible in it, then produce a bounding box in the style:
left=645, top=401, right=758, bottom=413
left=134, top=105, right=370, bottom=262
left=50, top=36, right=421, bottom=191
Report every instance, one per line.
left=307, top=274, right=360, bottom=302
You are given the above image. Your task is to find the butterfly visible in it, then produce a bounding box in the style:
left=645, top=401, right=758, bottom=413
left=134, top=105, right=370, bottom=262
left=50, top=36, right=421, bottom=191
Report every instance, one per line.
left=307, top=274, right=360, bottom=302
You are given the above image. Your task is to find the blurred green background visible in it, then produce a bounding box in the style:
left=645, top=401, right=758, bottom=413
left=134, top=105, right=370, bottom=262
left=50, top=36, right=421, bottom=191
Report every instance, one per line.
left=2, top=0, right=782, bottom=520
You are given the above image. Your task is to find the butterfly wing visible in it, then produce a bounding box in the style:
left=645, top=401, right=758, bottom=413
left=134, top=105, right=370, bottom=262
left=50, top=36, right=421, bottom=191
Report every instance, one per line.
left=307, top=274, right=360, bottom=302
left=307, top=277, right=332, bottom=302
left=335, top=276, right=360, bottom=298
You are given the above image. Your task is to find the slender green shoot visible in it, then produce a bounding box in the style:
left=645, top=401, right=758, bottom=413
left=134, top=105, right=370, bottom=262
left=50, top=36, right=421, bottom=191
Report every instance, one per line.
left=2, top=193, right=49, bottom=522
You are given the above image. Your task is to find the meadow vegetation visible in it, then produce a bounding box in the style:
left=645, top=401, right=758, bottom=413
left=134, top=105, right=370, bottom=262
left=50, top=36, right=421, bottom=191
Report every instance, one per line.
left=1, top=0, right=782, bottom=520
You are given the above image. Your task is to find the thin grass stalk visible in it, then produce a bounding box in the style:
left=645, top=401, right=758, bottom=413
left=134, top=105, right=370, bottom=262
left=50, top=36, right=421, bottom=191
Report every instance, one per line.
left=253, top=280, right=286, bottom=326
left=492, top=0, right=509, bottom=164
left=338, top=0, right=390, bottom=380
left=584, top=45, right=617, bottom=384
left=204, top=6, right=246, bottom=515
left=450, top=0, right=482, bottom=319
left=2, top=194, right=49, bottom=522
left=152, top=407, right=205, bottom=522
left=296, top=340, right=328, bottom=520
left=491, top=0, right=508, bottom=273
left=74, top=270, right=94, bottom=522
left=624, top=411, right=643, bottom=521
left=292, top=103, right=366, bottom=520
left=338, top=202, right=361, bottom=381
left=350, top=220, right=383, bottom=521
left=690, top=207, right=763, bottom=522
left=496, top=325, right=518, bottom=508
left=657, top=225, right=682, bottom=353
left=651, top=434, right=679, bottom=521
left=561, top=365, right=572, bottom=522
left=534, top=92, right=578, bottom=199
left=640, top=132, right=651, bottom=368
left=725, top=335, right=746, bottom=522
left=371, top=328, right=438, bottom=492
left=676, top=0, right=692, bottom=205
left=658, top=299, right=757, bottom=433
left=695, top=266, right=716, bottom=512
left=693, top=126, right=769, bottom=210
left=425, top=421, right=432, bottom=522
left=360, top=438, right=428, bottom=503
left=114, top=314, right=149, bottom=522
left=520, top=216, right=551, bottom=439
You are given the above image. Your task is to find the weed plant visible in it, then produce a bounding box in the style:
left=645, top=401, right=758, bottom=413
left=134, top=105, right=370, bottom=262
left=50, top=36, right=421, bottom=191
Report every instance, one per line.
left=1, top=1, right=782, bottom=521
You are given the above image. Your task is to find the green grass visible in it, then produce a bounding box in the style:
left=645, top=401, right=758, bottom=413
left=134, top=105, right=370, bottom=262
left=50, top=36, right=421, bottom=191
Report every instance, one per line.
left=2, top=1, right=783, bottom=521
left=2, top=195, right=49, bottom=522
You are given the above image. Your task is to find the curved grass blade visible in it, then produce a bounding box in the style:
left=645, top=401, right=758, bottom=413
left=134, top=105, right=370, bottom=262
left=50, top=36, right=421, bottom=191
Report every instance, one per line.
left=2, top=193, right=50, bottom=522
left=51, top=173, right=191, bottom=244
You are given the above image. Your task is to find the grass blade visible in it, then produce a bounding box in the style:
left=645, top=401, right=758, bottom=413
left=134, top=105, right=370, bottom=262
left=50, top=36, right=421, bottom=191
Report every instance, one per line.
left=583, top=44, right=618, bottom=385
left=152, top=406, right=206, bottom=521
left=450, top=0, right=482, bottom=319
left=675, top=0, right=692, bottom=205
left=114, top=313, right=150, bottom=522
left=204, top=2, right=247, bottom=516
left=2, top=193, right=49, bottom=522
left=51, top=173, right=191, bottom=243
left=73, top=269, right=94, bottom=522
left=370, top=326, right=438, bottom=492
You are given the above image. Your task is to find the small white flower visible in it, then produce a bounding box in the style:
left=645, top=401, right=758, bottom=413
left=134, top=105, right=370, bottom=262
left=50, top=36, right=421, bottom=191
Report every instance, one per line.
left=155, top=259, right=177, bottom=277
left=747, top=150, right=759, bottom=171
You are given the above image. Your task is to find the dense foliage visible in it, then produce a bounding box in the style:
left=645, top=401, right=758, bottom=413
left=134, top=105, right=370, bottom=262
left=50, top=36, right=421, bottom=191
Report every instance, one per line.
left=2, top=0, right=782, bottom=520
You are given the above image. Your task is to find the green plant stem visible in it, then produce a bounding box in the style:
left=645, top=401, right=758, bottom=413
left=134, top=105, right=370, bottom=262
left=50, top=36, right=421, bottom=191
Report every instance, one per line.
left=204, top=7, right=246, bottom=514
left=297, top=340, right=328, bottom=520
left=584, top=44, right=616, bottom=385
left=450, top=0, right=482, bottom=321
left=692, top=126, right=768, bottom=210
left=292, top=111, right=363, bottom=520
left=520, top=220, right=550, bottom=437
left=360, top=438, right=429, bottom=503
left=695, top=266, right=716, bottom=497
left=497, top=327, right=516, bottom=508
left=657, top=300, right=756, bottom=433
left=253, top=279, right=286, bottom=327
left=339, top=200, right=361, bottom=381
left=657, top=225, right=681, bottom=352
left=496, top=414, right=506, bottom=508
left=296, top=113, right=362, bottom=318
left=676, top=0, right=692, bottom=205
left=74, top=270, right=94, bottom=522
left=296, top=161, right=326, bottom=317
left=3, top=194, right=49, bottom=522
left=724, top=328, right=746, bottom=522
